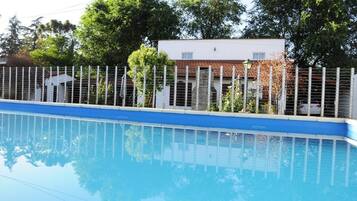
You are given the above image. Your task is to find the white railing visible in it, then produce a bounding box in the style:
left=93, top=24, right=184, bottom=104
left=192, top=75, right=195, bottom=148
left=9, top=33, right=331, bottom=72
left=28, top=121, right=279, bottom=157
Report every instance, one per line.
left=0, top=65, right=355, bottom=118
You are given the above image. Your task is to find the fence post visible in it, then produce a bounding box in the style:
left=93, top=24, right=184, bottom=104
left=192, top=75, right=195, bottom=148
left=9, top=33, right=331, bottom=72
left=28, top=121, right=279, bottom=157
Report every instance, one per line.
left=21, top=67, right=24, bottom=100
left=219, top=66, right=223, bottom=111
left=143, top=68, right=146, bottom=107
left=195, top=67, right=200, bottom=110
left=256, top=64, right=261, bottom=113
left=64, top=66, right=67, bottom=102
left=133, top=66, right=137, bottom=107
left=49, top=67, right=52, bottom=102
left=71, top=66, right=75, bottom=104
left=95, top=66, right=99, bottom=104
left=1, top=67, right=4, bottom=98
left=173, top=65, right=177, bottom=108
left=281, top=65, right=286, bottom=115
left=207, top=66, right=212, bottom=111
left=79, top=66, right=83, bottom=104
left=42, top=67, right=45, bottom=102
left=15, top=67, right=18, bottom=100
left=163, top=65, right=167, bottom=108
left=335, top=67, right=340, bottom=118
left=34, top=67, right=38, bottom=101
left=231, top=66, right=235, bottom=112
left=152, top=65, right=156, bottom=108
left=321, top=67, right=326, bottom=117
left=87, top=66, right=91, bottom=104
left=9, top=67, right=12, bottom=99
left=27, top=67, right=31, bottom=100
left=308, top=67, right=312, bottom=116
left=184, top=65, right=189, bottom=108
left=349, top=68, right=355, bottom=118
left=105, top=66, right=108, bottom=105
left=56, top=66, right=60, bottom=102
left=114, top=66, right=118, bottom=106
left=243, top=64, right=248, bottom=112
left=294, top=66, right=299, bottom=115
left=123, top=66, right=127, bottom=107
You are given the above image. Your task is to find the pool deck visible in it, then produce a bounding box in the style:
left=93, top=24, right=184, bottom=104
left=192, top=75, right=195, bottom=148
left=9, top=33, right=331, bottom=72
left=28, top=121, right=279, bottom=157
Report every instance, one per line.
left=0, top=99, right=356, bottom=141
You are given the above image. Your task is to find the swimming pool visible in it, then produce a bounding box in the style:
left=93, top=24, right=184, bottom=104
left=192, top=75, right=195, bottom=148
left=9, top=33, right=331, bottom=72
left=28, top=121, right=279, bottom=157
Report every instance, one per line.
left=0, top=107, right=356, bottom=201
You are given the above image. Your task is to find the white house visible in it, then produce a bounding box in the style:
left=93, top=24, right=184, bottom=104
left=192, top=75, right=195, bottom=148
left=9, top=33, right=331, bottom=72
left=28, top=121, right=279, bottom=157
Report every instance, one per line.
left=155, top=39, right=286, bottom=111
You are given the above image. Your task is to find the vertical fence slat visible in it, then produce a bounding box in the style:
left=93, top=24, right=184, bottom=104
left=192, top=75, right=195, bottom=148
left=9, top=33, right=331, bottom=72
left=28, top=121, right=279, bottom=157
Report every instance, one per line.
left=64, top=66, right=67, bottom=102
left=335, top=67, right=340, bottom=118
left=49, top=67, right=52, bottom=102
left=294, top=66, right=299, bottom=115
left=1, top=67, right=4, bottom=98
left=349, top=68, right=355, bottom=118
left=105, top=66, right=108, bottom=105
left=207, top=66, right=212, bottom=111
left=231, top=66, right=235, bottom=112
left=256, top=64, right=260, bottom=114
left=114, top=66, right=118, bottom=106
left=143, top=68, right=146, bottom=107
left=243, top=64, right=248, bottom=112
left=56, top=66, right=60, bottom=102
left=307, top=67, right=312, bottom=116
left=281, top=65, right=286, bottom=115
left=152, top=65, right=156, bottom=108
left=22, top=67, right=24, bottom=100
left=27, top=67, right=31, bottom=100
left=184, top=65, right=188, bottom=108
left=219, top=66, right=223, bottom=111
left=195, top=67, right=200, bottom=110
left=133, top=66, right=137, bottom=107
left=87, top=66, right=91, bottom=104
left=95, top=66, right=99, bottom=104
left=15, top=67, right=18, bottom=100
left=79, top=66, right=83, bottom=104
left=71, top=66, right=75, bottom=104
left=123, top=66, right=127, bottom=107
left=34, top=67, right=38, bottom=101
left=173, top=65, right=177, bottom=108
left=42, top=67, right=45, bottom=102
left=8, top=67, right=12, bottom=99
left=321, top=67, right=326, bottom=117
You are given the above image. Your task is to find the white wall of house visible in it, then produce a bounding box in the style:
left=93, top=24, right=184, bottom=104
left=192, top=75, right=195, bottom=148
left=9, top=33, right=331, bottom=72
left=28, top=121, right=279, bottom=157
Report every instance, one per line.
left=158, top=39, right=285, bottom=61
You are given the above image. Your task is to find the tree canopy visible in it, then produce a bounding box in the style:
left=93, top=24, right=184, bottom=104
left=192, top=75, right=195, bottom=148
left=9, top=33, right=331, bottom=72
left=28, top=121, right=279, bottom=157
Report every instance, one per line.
left=177, top=0, right=245, bottom=39
left=243, top=0, right=356, bottom=68
left=76, top=0, right=181, bottom=66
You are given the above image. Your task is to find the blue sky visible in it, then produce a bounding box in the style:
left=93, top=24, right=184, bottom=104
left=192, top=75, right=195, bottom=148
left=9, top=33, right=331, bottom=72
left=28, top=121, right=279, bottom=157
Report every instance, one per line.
left=0, top=0, right=253, bottom=34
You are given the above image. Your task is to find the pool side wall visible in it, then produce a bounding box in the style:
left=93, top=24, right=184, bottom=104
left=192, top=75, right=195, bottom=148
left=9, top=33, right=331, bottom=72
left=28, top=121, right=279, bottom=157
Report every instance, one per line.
left=0, top=100, right=349, bottom=137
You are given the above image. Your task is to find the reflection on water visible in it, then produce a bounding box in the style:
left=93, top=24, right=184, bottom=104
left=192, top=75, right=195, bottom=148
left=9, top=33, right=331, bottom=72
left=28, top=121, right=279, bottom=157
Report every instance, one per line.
left=0, top=112, right=356, bottom=201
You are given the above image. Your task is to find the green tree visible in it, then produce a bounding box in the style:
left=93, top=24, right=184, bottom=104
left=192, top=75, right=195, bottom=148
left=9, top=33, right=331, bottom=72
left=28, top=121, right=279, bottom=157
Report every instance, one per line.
left=127, top=44, right=174, bottom=107
left=177, top=0, right=245, bottom=39
left=0, top=16, right=23, bottom=56
left=242, top=0, right=355, bottom=68
left=76, top=0, right=180, bottom=66
left=29, top=20, right=77, bottom=66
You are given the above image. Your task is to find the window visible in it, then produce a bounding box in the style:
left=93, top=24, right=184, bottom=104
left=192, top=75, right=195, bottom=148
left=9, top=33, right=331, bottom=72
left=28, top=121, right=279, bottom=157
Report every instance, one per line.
left=181, top=52, right=193, bottom=60
left=253, top=52, right=266, bottom=60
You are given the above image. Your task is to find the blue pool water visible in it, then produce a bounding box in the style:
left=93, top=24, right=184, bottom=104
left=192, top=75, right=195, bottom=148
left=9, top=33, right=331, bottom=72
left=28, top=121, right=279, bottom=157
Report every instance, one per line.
left=0, top=111, right=356, bottom=201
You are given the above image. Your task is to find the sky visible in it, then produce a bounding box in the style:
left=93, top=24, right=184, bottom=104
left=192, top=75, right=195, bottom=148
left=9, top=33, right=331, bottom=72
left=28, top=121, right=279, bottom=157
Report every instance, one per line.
left=0, top=0, right=253, bottom=34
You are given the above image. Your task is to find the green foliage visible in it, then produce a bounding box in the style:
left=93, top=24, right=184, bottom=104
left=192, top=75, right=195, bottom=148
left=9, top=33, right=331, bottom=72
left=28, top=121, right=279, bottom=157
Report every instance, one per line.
left=89, top=78, right=114, bottom=104
left=30, top=35, right=76, bottom=66
left=127, top=44, right=175, bottom=107
left=76, top=0, right=180, bottom=66
left=222, top=81, right=243, bottom=112
left=0, top=16, right=23, bottom=56
left=177, top=0, right=245, bottom=38
left=243, top=0, right=355, bottom=68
